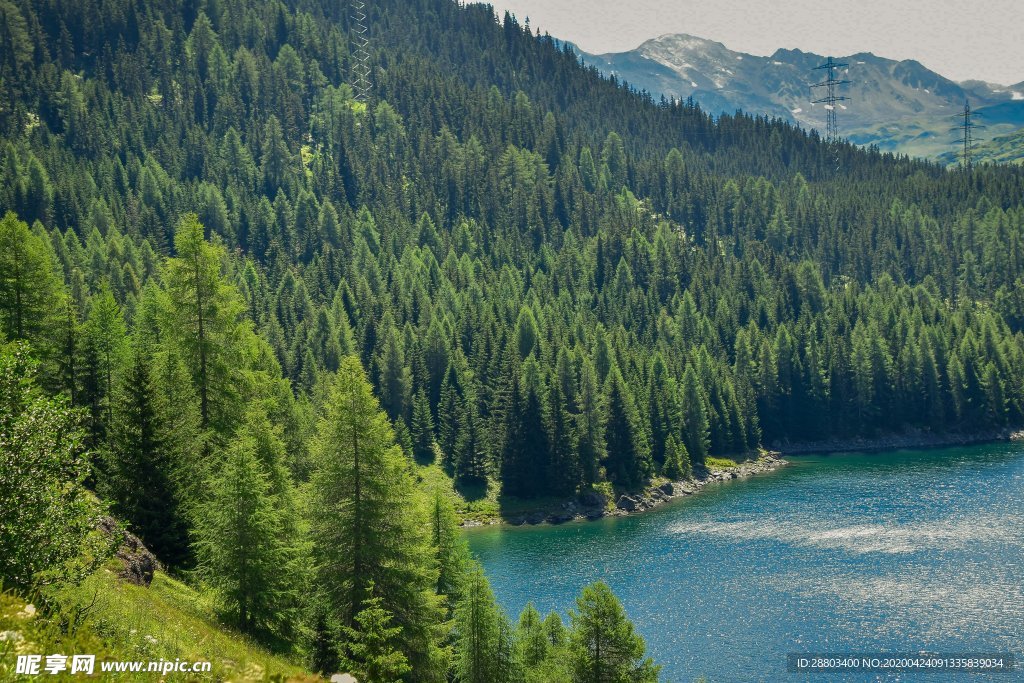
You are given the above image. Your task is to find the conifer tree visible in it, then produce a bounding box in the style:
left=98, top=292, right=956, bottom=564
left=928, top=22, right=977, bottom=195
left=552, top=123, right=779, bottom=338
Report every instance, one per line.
left=339, top=583, right=412, bottom=683
left=661, top=434, right=691, bottom=481
left=517, top=602, right=549, bottom=668
left=501, top=358, right=550, bottom=497
left=310, top=356, right=444, bottom=679
left=0, top=213, right=64, bottom=368
left=568, top=582, right=660, bottom=683
left=603, top=367, right=650, bottom=488
left=454, top=385, right=488, bottom=486
left=162, top=214, right=248, bottom=435
left=577, top=357, right=607, bottom=486
left=454, top=564, right=519, bottom=683
left=411, top=389, right=435, bottom=461
left=547, top=379, right=579, bottom=496
left=681, top=365, right=710, bottom=467
left=545, top=612, right=567, bottom=648
left=84, top=283, right=126, bottom=431
left=430, top=490, right=470, bottom=617
left=194, top=416, right=296, bottom=637
left=104, top=340, right=190, bottom=567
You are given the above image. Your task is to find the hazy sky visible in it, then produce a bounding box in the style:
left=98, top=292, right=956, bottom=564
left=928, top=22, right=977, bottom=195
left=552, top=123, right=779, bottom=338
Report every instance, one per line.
left=487, top=0, right=1024, bottom=86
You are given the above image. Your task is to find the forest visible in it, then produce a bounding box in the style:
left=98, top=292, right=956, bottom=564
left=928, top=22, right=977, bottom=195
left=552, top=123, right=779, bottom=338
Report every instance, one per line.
left=1, top=0, right=1024, bottom=679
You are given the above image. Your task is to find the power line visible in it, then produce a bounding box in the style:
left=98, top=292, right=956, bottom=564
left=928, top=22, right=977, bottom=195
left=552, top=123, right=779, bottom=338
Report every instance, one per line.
left=350, top=1, right=371, bottom=103
left=953, top=99, right=984, bottom=169
left=810, top=56, right=851, bottom=172
left=810, top=56, right=850, bottom=142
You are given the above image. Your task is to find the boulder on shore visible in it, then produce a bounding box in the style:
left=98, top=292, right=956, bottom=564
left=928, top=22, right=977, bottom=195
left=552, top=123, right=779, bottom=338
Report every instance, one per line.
left=616, top=495, right=640, bottom=511
left=579, top=490, right=607, bottom=507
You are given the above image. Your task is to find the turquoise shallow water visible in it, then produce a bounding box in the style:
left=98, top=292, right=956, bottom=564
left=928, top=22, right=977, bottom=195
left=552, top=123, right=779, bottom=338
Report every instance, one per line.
left=466, top=443, right=1024, bottom=682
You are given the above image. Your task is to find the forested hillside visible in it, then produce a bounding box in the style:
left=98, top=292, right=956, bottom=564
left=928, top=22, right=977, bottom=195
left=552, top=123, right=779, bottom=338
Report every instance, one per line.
left=1, top=0, right=1024, bottom=676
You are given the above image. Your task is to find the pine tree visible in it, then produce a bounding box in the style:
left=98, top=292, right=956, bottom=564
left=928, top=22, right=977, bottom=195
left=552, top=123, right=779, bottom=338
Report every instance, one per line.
left=0, top=213, right=64, bottom=367
left=339, top=582, right=412, bottom=683
left=411, top=389, right=435, bottom=462
left=577, top=357, right=606, bottom=486
left=162, top=214, right=248, bottom=435
left=517, top=602, right=549, bottom=668
left=438, top=362, right=462, bottom=461
left=454, top=385, right=488, bottom=486
left=568, top=582, right=660, bottom=683
left=680, top=365, right=710, bottom=467
left=430, top=491, right=470, bottom=617
left=377, top=324, right=412, bottom=422
left=661, top=434, right=691, bottom=481
left=603, top=367, right=650, bottom=488
left=310, top=356, right=444, bottom=679
left=104, top=341, right=190, bottom=567
left=544, top=612, right=567, bottom=648
left=547, top=379, right=580, bottom=496
left=501, top=358, right=551, bottom=498
left=454, top=564, right=519, bottom=683
left=193, top=418, right=296, bottom=637
left=84, top=283, right=126, bottom=431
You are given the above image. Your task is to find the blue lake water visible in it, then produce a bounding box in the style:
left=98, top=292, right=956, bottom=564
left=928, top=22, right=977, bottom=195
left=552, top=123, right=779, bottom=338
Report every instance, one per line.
left=466, top=443, right=1024, bottom=682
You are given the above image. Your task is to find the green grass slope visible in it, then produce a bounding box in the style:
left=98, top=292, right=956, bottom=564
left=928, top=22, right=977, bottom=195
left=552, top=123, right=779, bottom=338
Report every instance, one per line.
left=2, top=568, right=317, bottom=682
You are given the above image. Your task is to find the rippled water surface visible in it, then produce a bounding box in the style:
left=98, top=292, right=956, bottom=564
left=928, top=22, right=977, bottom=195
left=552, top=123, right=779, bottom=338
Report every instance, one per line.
left=466, top=444, right=1024, bottom=682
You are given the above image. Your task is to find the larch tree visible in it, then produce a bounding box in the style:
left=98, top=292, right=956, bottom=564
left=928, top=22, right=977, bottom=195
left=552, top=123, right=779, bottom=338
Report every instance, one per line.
left=454, top=563, right=519, bottom=683
left=568, top=582, right=659, bottom=683
left=193, top=412, right=297, bottom=637
left=162, top=213, right=248, bottom=436
left=310, top=355, right=445, bottom=680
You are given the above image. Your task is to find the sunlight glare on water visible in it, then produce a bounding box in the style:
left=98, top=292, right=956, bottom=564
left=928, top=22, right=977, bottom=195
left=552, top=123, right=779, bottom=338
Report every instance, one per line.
left=467, top=443, right=1024, bottom=682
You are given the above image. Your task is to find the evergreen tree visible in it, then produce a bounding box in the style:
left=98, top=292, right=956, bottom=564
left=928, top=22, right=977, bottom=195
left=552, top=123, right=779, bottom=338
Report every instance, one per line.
left=501, top=358, right=551, bottom=498
left=193, top=416, right=296, bottom=637
left=577, top=357, right=607, bottom=486
left=680, top=366, right=710, bottom=467
left=339, top=582, right=413, bottom=683
left=603, top=367, right=650, bottom=488
left=310, top=356, right=444, bottom=679
left=661, top=435, right=691, bottom=481
left=568, top=582, right=660, bottom=683
left=84, top=283, right=126, bottom=432
left=162, top=214, right=248, bottom=435
left=0, top=213, right=63, bottom=365
left=454, top=385, right=488, bottom=486
left=104, top=341, right=190, bottom=567
left=454, top=564, right=519, bottom=683
left=547, top=379, right=580, bottom=496
left=430, top=490, right=470, bottom=617
left=411, top=389, right=435, bottom=462
left=517, top=602, right=549, bottom=668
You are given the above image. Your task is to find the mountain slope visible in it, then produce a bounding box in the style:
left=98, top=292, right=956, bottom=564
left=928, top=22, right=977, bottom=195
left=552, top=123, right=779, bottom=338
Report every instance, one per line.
left=578, top=33, right=1024, bottom=160
left=2, top=0, right=1024, bottom=508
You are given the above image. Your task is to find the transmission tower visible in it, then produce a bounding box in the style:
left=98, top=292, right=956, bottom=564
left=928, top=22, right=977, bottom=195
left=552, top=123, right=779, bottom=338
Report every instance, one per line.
left=350, top=1, right=372, bottom=102
left=953, top=100, right=984, bottom=169
left=810, top=56, right=851, bottom=142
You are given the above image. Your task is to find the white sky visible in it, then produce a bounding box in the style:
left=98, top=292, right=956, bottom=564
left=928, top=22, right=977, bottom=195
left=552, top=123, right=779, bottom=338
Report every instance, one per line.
left=486, top=0, right=1024, bottom=86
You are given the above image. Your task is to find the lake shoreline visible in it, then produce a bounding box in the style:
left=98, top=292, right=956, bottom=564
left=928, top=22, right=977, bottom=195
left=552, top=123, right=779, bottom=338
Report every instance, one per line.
left=462, top=453, right=788, bottom=529
left=462, top=427, right=1024, bottom=529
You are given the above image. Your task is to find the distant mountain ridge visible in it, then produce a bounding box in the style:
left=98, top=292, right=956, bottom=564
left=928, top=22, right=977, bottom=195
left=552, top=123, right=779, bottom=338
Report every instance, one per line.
left=576, top=34, right=1024, bottom=163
